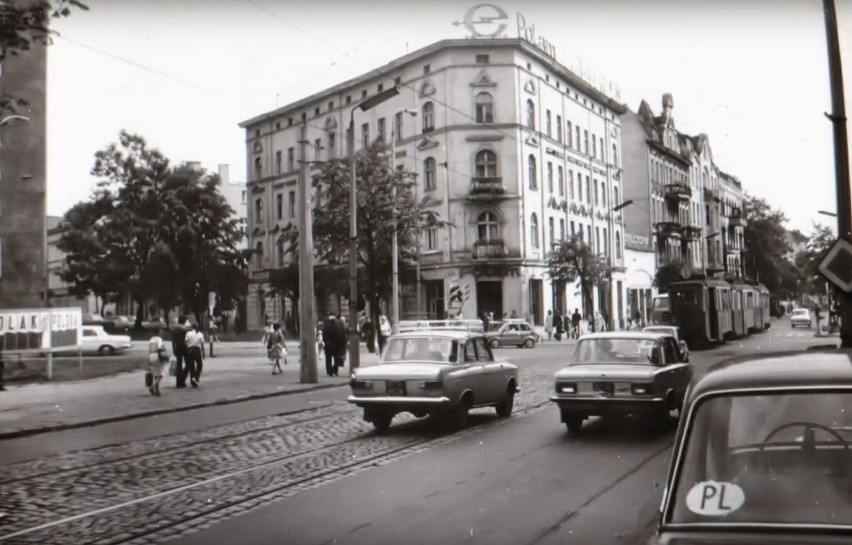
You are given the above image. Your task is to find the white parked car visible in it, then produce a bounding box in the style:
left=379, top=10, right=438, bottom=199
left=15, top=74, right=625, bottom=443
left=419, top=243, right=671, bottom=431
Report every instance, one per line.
left=790, top=308, right=812, bottom=328
left=79, top=325, right=132, bottom=355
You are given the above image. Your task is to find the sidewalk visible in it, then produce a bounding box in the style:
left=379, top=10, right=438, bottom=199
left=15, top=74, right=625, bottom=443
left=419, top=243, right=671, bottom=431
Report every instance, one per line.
left=0, top=342, right=380, bottom=440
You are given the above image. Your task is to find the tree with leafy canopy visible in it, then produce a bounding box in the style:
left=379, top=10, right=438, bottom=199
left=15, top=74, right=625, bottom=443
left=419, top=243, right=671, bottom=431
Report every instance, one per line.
left=58, top=131, right=246, bottom=327
left=546, top=234, right=610, bottom=332
left=794, top=222, right=834, bottom=296
left=653, top=259, right=686, bottom=294
left=742, top=194, right=793, bottom=294
left=0, top=0, right=87, bottom=116
left=280, top=139, right=446, bottom=333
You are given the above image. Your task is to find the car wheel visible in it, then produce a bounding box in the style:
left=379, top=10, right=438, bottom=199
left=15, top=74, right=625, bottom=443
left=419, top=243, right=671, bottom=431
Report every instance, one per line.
left=489, top=338, right=501, bottom=349
left=372, top=413, right=393, bottom=433
left=564, top=414, right=584, bottom=435
left=523, top=338, right=535, bottom=349
left=450, top=395, right=473, bottom=430
left=98, top=345, right=115, bottom=356
left=495, top=388, right=515, bottom=418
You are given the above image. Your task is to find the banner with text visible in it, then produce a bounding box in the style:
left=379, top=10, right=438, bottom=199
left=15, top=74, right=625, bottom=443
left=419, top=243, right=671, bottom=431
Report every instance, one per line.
left=0, top=307, right=82, bottom=352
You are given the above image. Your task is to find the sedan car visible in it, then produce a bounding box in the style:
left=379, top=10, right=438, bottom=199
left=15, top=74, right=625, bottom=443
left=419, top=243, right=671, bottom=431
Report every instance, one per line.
left=348, top=327, right=519, bottom=433
left=644, top=325, right=689, bottom=362
left=551, top=332, right=692, bottom=434
left=486, top=319, right=540, bottom=349
left=789, top=308, right=812, bottom=328
left=651, top=351, right=852, bottom=544
left=79, top=325, right=132, bottom=355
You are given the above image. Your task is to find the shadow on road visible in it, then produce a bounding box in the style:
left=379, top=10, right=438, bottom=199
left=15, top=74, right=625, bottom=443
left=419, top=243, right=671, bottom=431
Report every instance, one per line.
left=559, top=414, right=677, bottom=445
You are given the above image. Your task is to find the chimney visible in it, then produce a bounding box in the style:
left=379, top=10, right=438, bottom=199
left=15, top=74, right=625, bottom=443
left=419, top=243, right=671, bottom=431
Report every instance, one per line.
left=218, top=163, right=230, bottom=185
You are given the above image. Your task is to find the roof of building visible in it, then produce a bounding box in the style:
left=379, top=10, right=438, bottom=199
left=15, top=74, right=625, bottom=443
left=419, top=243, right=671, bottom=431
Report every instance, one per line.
left=240, top=38, right=628, bottom=128
left=692, top=350, right=852, bottom=399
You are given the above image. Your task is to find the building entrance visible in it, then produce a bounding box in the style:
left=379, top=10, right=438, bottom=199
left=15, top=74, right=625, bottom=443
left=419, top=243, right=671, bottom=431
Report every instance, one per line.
left=476, top=280, right=503, bottom=319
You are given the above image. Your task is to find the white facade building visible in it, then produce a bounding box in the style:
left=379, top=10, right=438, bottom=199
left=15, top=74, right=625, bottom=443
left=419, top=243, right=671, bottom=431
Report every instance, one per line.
left=240, top=38, right=628, bottom=331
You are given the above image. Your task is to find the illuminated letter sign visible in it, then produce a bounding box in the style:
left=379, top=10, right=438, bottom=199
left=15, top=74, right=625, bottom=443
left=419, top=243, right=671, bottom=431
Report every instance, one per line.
left=516, top=12, right=557, bottom=59
left=456, top=4, right=509, bottom=39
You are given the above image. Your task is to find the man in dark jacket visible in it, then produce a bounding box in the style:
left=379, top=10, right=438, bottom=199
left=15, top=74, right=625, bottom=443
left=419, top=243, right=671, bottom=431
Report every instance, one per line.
left=322, top=314, right=346, bottom=377
left=171, top=315, right=192, bottom=388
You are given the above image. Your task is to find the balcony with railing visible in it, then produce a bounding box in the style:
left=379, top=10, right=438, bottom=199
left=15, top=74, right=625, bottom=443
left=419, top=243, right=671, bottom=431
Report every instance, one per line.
left=728, top=209, right=746, bottom=227
left=470, top=177, right=507, bottom=198
left=473, top=238, right=508, bottom=259
left=665, top=183, right=692, bottom=202
left=655, top=221, right=683, bottom=239
left=703, top=187, right=721, bottom=203
left=683, top=225, right=703, bottom=240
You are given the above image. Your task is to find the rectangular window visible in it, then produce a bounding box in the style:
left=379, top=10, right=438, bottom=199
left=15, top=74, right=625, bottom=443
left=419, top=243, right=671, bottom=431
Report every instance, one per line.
left=601, top=181, right=607, bottom=207
left=612, top=143, right=618, bottom=167
left=559, top=218, right=565, bottom=240
left=578, top=227, right=584, bottom=241
left=570, top=221, right=576, bottom=235
left=545, top=110, right=552, bottom=137
left=556, top=116, right=563, bottom=143
left=378, top=118, right=386, bottom=142
left=558, top=166, right=564, bottom=196
left=475, top=54, right=490, bottom=64
left=599, top=137, right=604, bottom=160
left=585, top=176, right=591, bottom=204
left=547, top=162, right=553, bottom=193
left=567, top=121, right=573, bottom=147
left=254, top=198, right=263, bottom=225
left=575, top=126, right=581, bottom=149
left=594, top=179, right=599, bottom=206
left=275, top=151, right=282, bottom=174
left=592, top=134, right=597, bottom=158
left=314, top=138, right=321, bottom=161
left=287, top=147, right=295, bottom=171
left=584, top=130, right=589, bottom=154
left=288, top=191, right=296, bottom=218
left=328, top=132, right=336, bottom=158
left=548, top=217, right=555, bottom=245
left=568, top=170, right=575, bottom=199
left=587, top=225, right=592, bottom=246
left=423, top=64, right=431, bottom=74
left=394, top=112, right=403, bottom=141
left=276, top=193, right=283, bottom=220
left=361, top=123, right=370, bottom=148
left=603, top=227, right=609, bottom=255
left=425, top=227, right=438, bottom=250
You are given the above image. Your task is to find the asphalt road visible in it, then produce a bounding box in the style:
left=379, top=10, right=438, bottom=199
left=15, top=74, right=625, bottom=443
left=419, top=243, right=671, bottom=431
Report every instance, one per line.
left=0, top=319, right=822, bottom=545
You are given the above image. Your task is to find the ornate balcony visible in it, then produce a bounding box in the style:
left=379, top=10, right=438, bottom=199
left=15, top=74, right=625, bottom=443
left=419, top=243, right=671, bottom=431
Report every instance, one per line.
left=470, top=177, right=506, bottom=197
left=473, top=239, right=508, bottom=259
left=655, top=221, right=682, bottom=238
left=665, top=183, right=692, bottom=202
left=683, top=225, right=703, bottom=240
left=728, top=210, right=746, bottom=227
left=703, top=187, right=721, bottom=203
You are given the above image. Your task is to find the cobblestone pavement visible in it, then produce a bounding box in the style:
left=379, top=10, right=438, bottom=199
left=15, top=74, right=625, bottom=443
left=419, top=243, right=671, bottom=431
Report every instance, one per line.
left=0, top=365, right=559, bottom=545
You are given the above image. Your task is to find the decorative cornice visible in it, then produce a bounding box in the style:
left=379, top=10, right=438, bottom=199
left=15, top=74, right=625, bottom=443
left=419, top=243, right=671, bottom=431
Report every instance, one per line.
left=417, top=136, right=440, bottom=150
left=470, top=69, right=496, bottom=88
left=524, top=79, right=537, bottom=95
left=466, top=134, right=503, bottom=142
left=419, top=80, right=436, bottom=97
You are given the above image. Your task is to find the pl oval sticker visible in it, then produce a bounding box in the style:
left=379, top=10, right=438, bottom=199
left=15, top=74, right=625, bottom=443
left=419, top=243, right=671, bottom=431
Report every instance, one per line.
left=685, top=481, right=745, bottom=516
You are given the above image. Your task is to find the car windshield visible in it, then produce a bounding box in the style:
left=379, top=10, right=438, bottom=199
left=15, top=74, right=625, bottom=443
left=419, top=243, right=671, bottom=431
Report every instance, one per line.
left=670, top=391, right=852, bottom=526
left=381, top=337, right=457, bottom=363
left=792, top=310, right=809, bottom=316
left=572, top=338, right=658, bottom=365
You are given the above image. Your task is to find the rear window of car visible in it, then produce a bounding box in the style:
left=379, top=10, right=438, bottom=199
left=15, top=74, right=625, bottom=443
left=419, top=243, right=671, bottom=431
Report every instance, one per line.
left=792, top=309, right=808, bottom=316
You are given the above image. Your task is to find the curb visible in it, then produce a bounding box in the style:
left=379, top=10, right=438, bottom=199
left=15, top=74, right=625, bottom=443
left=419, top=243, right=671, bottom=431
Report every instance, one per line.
left=0, top=380, right=350, bottom=441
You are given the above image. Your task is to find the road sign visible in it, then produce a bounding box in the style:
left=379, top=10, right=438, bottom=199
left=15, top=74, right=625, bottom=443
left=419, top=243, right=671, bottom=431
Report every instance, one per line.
left=818, top=237, right=852, bottom=293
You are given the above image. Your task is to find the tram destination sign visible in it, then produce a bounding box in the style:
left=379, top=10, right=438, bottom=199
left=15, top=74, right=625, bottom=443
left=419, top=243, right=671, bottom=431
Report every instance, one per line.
left=818, top=237, right=852, bottom=293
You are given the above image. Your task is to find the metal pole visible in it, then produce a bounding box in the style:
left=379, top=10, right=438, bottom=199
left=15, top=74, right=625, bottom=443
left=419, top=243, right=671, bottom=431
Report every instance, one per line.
left=298, top=122, right=318, bottom=383
left=416, top=244, right=422, bottom=319
left=391, top=129, right=400, bottom=335
left=348, top=113, right=361, bottom=370
left=823, top=0, right=852, bottom=347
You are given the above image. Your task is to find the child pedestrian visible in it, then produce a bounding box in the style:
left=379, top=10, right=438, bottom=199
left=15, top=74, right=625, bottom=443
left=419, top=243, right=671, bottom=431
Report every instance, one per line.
left=267, top=323, right=286, bottom=375
left=147, top=328, right=170, bottom=396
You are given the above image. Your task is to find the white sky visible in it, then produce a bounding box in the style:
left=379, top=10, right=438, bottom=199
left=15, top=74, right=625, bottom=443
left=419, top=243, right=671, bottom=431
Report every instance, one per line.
left=47, top=0, right=852, bottom=235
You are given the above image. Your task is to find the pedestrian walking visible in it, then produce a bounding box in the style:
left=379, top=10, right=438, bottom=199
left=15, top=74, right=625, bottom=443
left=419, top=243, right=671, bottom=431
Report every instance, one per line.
left=147, top=328, right=170, bottom=396
left=361, top=319, right=375, bottom=353
left=544, top=310, right=554, bottom=340
left=553, top=309, right=564, bottom=341
left=267, top=323, right=286, bottom=375
left=171, top=315, right=192, bottom=388
left=185, top=324, right=205, bottom=388
left=322, top=314, right=344, bottom=377
left=571, top=308, right=582, bottom=340
left=377, top=314, right=391, bottom=354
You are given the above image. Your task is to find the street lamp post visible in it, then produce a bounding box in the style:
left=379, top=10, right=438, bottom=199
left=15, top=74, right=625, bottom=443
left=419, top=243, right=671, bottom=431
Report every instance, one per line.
left=348, top=86, right=400, bottom=369
left=390, top=109, right=417, bottom=335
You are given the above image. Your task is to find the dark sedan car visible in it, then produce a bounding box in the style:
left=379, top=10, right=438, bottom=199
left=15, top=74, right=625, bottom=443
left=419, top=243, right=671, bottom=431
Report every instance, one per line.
left=650, top=351, right=852, bottom=544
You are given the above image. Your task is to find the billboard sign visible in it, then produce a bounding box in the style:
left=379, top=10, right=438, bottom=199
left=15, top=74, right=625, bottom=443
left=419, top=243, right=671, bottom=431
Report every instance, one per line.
left=0, top=307, right=82, bottom=352
left=624, top=232, right=654, bottom=252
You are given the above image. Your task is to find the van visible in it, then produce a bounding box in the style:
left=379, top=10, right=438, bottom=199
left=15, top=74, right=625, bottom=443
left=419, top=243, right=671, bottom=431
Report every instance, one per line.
left=651, top=294, right=671, bottom=324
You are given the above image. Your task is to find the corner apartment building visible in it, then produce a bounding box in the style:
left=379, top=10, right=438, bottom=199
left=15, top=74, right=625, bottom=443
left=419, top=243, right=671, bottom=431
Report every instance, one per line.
left=240, top=38, right=628, bottom=331
left=0, top=39, right=46, bottom=308
left=621, top=94, right=744, bottom=320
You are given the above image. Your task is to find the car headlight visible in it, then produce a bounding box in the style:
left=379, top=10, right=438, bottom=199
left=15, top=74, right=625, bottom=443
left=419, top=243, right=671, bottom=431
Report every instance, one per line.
left=631, top=383, right=653, bottom=395
left=350, top=379, right=373, bottom=389
left=556, top=382, right=577, bottom=394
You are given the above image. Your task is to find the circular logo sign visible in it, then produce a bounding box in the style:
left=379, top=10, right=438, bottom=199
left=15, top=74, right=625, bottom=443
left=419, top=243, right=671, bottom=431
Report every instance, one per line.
left=461, top=4, right=508, bottom=38
left=685, top=481, right=745, bottom=516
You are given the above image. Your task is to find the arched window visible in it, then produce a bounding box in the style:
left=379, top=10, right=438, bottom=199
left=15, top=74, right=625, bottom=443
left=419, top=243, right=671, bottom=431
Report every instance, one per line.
left=424, top=157, right=437, bottom=191
left=615, top=231, right=622, bottom=259
left=526, top=99, right=535, bottom=129
left=475, top=92, right=494, bottom=123
left=477, top=211, right=499, bottom=242
left=422, top=102, right=434, bottom=132
left=530, top=213, right=540, bottom=248
left=254, top=157, right=262, bottom=179
left=613, top=186, right=620, bottom=207
left=475, top=150, right=497, bottom=178
left=254, top=198, right=263, bottom=225
left=528, top=155, right=537, bottom=190
left=255, top=241, right=264, bottom=269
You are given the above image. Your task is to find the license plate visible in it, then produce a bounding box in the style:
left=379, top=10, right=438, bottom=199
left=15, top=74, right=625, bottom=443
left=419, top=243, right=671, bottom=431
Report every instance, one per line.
left=387, top=381, right=404, bottom=396
left=387, top=387, right=403, bottom=396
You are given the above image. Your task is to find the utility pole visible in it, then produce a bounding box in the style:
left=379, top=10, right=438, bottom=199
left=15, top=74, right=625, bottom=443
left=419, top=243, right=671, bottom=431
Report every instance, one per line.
left=298, top=122, right=318, bottom=382
left=823, top=0, right=852, bottom=348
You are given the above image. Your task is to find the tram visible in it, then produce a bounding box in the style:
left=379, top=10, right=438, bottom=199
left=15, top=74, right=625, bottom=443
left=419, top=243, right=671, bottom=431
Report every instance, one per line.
left=668, top=278, right=733, bottom=348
